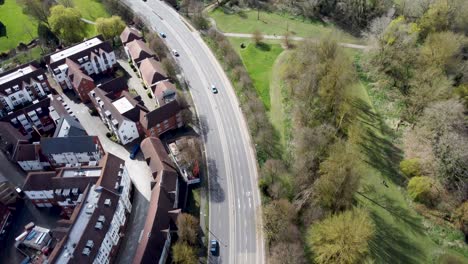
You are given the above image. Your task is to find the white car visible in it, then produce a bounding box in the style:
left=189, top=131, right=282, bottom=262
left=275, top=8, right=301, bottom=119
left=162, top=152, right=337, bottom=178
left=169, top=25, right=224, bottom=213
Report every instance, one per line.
left=172, top=49, right=179, bottom=57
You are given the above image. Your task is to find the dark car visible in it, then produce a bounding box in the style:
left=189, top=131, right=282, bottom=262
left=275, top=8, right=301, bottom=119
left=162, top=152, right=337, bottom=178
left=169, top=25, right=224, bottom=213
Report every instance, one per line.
left=129, top=144, right=140, bottom=160
left=210, top=240, right=219, bottom=256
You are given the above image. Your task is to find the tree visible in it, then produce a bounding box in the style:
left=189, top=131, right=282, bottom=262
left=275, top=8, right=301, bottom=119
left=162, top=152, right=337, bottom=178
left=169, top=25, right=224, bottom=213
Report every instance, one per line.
left=307, top=207, right=375, bottom=264
left=313, top=141, right=362, bottom=212
left=147, top=33, right=168, bottom=59
left=48, top=5, right=86, bottom=44
left=263, top=199, right=297, bottom=243
left=420, top=31, right=465, bottom=74
left=453, top=202, right=468, bottom=238
left=260, top=159, right=292, bottom=199
left=161, top=58, right=178, bottom=79
left=417, top=0, right=451, bottom=40
left=407, top=176, right=438, bottom=206
left=17, top=0, right=53, bottom=25
left=269, top=242, right=306, bottom=264
left=176, top=213, right=199, bottom=245
left=37, top=23, right=59, bottom=49
left=172, top=242, right=197, bottom=264
left=95, top=16, right=126, bottom=44
left=399, top=158, right=421, bottom=178
left=252, top=29, right=263, bottom=45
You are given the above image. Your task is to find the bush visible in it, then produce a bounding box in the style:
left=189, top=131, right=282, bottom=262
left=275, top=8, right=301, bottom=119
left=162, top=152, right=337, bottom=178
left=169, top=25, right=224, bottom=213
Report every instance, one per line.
left=399, top=158, right=421, bottom=178
left=88, top=108, right=98, bottom=116
left=147, top=91, right=153, bottom=98
left=193, top=15, right=209, bottom=30
left=106, top=132, right=111, bottom=138
left=454, top=202, right=468, bottom=238
left=407, top=176, right=437, bottom=206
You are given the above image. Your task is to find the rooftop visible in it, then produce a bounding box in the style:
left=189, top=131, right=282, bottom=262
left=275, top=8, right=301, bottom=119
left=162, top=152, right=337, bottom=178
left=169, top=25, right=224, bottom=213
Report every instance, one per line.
left=62, top=168, right=102, bottom=178
left=0, top=65, right=35, bottom=86
left=55, top=185, right=101, bottom=263
left=112, top=97, right=134, bottom=114
left=50, top=38, right=103, bottom=63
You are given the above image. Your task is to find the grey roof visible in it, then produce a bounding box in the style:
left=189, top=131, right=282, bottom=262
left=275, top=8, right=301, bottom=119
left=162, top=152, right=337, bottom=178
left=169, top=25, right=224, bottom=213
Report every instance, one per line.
left=53, top=116, right=87, bottom=138
left=41, top=136, right=97, bottom=154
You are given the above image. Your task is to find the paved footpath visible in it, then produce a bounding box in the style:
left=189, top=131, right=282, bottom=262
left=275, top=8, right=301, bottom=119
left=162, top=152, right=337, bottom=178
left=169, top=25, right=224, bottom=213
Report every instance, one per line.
left=223, top=32, right=369, bottom=50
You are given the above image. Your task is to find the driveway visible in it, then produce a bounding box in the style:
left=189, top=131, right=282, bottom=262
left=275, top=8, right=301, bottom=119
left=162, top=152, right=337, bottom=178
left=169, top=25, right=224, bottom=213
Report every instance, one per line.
left=58, top=91, right=153, bottom=262
left=119, top=59, right=157, bottom=111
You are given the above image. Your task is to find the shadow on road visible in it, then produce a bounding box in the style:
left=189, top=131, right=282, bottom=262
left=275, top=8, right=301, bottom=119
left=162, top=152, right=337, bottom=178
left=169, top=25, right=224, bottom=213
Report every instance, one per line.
left=207, top=158, right=225, bottom=203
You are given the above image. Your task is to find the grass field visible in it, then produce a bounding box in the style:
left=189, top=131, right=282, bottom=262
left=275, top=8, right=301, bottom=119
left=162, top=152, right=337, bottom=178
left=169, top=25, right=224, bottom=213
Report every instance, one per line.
left=72, top=0, right=110, bottom=21
left=228, top=38, right=283, bottom=110
left=210, top=8, right=360, bottom=44
left=0, top=0, right=38, bottom=52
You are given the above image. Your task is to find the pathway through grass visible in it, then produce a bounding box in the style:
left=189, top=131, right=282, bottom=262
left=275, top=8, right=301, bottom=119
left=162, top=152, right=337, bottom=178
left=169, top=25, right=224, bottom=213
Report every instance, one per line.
left=210, top=8, right=360, bottom=44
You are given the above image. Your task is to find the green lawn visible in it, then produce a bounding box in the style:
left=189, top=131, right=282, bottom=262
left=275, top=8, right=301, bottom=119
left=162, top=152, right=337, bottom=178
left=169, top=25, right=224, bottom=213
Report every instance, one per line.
left=72, top=0, right=110, bottom=21
left=228, top=38, right=283, bottom=110
left=0, top=46, right=42, bottom=68
left=0, top=0, right=38, bottom=52
left=210, top=8, right=360, bottom=44
left=349, top=68, right=468, bottom=263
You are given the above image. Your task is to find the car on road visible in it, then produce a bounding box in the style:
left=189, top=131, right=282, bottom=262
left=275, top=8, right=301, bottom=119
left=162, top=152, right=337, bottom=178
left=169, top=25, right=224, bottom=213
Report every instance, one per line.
left=172, top=49, right=179, bottom=57
left=210, top=84, right=218, bottom=94
left=210, top=240, right=219, bottom=256
left=129, top=144, right=141, bottom=160
left=159, top=32, right=166, bottom=38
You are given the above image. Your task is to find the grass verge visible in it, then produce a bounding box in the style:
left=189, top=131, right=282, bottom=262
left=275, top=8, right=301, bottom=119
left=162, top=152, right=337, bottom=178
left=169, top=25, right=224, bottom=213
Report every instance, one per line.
left=210, top=8, right=360, bottom=44
left=72, top=0, right=110, bottom=21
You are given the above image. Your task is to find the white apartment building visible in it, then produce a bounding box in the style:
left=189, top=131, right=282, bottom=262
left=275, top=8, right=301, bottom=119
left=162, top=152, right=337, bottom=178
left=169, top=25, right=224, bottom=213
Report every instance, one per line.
left=0, top=63, right=51, bottom=118
left=40, top=136, right=104, bottom=167
left=46, top=36, right=117, bottom=90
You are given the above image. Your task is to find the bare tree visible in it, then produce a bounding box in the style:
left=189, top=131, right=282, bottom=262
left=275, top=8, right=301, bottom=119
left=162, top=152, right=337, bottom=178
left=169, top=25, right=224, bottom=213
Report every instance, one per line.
left=252, top=29, right=264, bottom=45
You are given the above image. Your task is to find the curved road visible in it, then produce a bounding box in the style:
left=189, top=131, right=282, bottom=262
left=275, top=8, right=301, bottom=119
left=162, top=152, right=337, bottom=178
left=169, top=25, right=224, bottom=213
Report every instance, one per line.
left=122, top=1, right=265, bottom=263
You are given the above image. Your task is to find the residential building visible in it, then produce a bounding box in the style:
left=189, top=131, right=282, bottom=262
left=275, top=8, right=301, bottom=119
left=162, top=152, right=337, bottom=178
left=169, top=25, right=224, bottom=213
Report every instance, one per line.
left=133, top=137, right=180, bottom=264
left=0, top=62, right=52, bottom=119
left=0, top=97, right=55, bottom=139
left=152, top=80, right=177, bottom=107
left=53, top=116, right=87, bottom=138
left=0, top=174, right=18, bottom=205
left=40, top=136, right=104, bottom=168
left=13, top=143, right=49, bottom=171
left=49, top=94, right=76, bottom=124
left=89, top=78, right=148, bottom=145
left=45, top=36, right=116, bottom=94
left=140, top=99, right=183, bottom=137
left=120, top=26, right=143, bottom=46
left=139, top=57, right=168, bottom=89
left=124, top=39, right=156, bottom=67
left=23, top=153, right=133, bottom=263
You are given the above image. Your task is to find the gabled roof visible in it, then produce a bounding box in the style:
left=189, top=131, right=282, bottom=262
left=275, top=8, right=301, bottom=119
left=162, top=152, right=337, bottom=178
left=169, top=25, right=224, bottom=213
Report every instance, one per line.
left=41, top=136, right=97, bottom=155
left=139, top=58, right=167, bottom=87
left=153, top=81, right=177, bottom=106
left=140, top=137, right=177, bottom=179
left=140, top=99, right=181, bottom=130
left=53, top=116, right=87, bottom=138
left=120, top=26, right=143, bottom=45
left=66, top=58, right=94, bottom=89
left=125, top=39, right=155, bottom=63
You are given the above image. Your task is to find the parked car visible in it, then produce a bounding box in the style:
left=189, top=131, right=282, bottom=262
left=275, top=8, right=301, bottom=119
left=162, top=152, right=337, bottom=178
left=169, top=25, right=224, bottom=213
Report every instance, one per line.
left=210, top=84, right=218, bottom=94
left=172, top=49, right=179, bottom=57
left=210, top=240, right=219, bottom=256
left=159, top=32, right=167, bottom=38
left=129, top=144, right=141, bottom=160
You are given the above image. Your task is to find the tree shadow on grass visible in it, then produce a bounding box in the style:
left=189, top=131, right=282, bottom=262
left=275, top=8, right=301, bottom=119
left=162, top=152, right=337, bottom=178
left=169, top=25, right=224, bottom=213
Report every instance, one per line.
left=368, top=211, right=426, bottom=264
left=351, top=99, right=405, bottom=185
left=256, top=42, right=271, bottom=51
left=0, top=22, right=6, bottom=38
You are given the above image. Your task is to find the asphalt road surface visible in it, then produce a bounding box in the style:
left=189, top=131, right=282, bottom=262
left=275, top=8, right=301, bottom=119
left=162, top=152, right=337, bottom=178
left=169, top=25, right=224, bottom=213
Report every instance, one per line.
left=122, top=1, right=265, bottom=263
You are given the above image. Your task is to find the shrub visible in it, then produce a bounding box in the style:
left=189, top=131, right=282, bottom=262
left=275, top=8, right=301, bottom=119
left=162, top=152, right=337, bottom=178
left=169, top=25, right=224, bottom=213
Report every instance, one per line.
left=106, top=132, right=111, bottom=138
left=147, top=91, right=153, bottom=98
left=407, top=176, right=437, bottom=206
left=399, top=158, right=421, bottom=178
left=454, top=202, right=468, bottom=237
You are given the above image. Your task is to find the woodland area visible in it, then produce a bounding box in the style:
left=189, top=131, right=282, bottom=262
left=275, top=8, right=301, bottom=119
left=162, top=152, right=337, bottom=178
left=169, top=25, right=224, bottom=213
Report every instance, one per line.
left=222, top=0, right=468, bottom=263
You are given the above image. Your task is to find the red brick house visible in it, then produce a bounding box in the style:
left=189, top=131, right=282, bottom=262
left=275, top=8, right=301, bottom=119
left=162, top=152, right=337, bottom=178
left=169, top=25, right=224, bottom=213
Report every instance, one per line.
left=66, top=59, right=95, bottom=103
left=140, top=99, right=183, bottom=137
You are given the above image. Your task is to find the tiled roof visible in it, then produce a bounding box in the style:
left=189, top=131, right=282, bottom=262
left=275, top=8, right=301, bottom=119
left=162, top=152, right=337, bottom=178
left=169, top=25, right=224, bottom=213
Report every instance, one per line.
left=153, top=81, right=177, bottom=106
left=66, top=59, right=94, bottom=89
left=140, top=99, right=181, bottom=130
left=41, top=136, right=98, bottom=155
left=139, top=57, right=167, bottom=87
left=120, top=26, right=143, bottom=45
left=125, top=39, right=155, bottom=64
